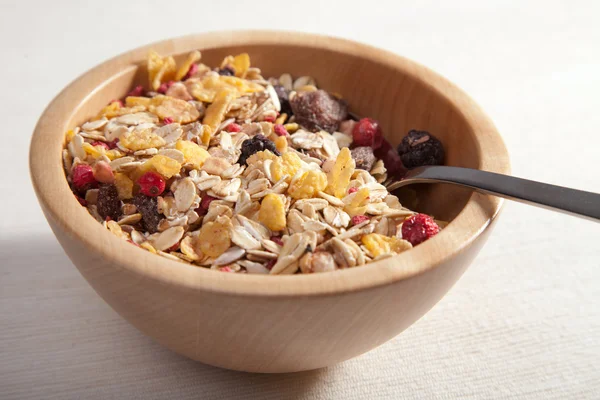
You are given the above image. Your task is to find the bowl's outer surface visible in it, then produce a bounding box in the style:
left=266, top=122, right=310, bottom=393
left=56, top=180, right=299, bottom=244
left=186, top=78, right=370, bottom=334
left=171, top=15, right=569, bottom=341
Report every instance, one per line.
left=30, top=31, right=509, bottom=373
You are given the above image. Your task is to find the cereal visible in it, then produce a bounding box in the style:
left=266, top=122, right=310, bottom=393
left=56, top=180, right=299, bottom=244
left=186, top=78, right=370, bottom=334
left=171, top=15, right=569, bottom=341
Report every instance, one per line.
left=63, top=49, right=443, bottom=275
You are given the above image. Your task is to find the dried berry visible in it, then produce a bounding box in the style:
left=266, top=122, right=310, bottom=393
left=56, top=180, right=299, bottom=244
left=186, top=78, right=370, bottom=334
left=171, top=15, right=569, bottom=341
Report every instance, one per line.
left=351, top=215, right=369, bottom=226
left=163, top=117, right=174, bottom=124
left=273, top=84, right=292, bottom=116
left=157, top=80, right=174, bottom=94
left=270, top=236, right=283, bottom=246
left=91, top=141, right=110, bottom=150
left=274, top=124, right=288, bottom=136
left=218, top=67, right=235, bottom=76
left=290, top=89, right=348, bottom=133
left=138, top=171, right=166, bottom=197
left=97, top=184, right=122, bottom=220
left=263, top=115, right=276, bottom=123
left=375, top=139, right=407, bottom=178
left=200, top=195, right=217, bottom=211
left=72, top=164, right=97, bottom=192
left=132, top=193, right=161, bottom=234
left=397, top=130, right=445, bottom=169
left=352, top=118, right=383, bottom=148
left=183, top=63, right=198, bottom=80
left=127, top=85, right=145, bottom=97
left=350, top=146, right=376, bottom=171
left=226, top=123, right=242, bottom=133
left=401, top=213, right=440, bottom=246
left=348, top=187, right=358, bottom=194
left=237, top=134, right=280, bottom=165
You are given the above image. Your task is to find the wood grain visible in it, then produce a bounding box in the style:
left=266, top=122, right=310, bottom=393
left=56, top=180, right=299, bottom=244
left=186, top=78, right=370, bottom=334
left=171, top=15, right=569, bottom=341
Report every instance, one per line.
left=29, top=31, right=509, bottom=373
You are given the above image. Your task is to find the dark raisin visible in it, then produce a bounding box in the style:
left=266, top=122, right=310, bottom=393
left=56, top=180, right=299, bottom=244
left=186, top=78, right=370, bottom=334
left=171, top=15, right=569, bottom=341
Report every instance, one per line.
left=218, top=67, right=235, bottom=76
left=397, top=130, right=445, bottom=169
left=132, top=193, right=161, bottom=233
left=273, top=84, right=293, bottom=116
left=290, top=90, right=348, bottom=133
left=237, top=134, right=281, bottom=165
left=97, top=184, right=122, bottom=220
left=350, top=146, right=376, bottom=171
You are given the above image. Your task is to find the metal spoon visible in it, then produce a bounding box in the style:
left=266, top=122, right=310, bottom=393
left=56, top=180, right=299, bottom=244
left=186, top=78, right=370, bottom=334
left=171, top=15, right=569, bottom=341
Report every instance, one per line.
left=386, top=165, right=600, bottom=222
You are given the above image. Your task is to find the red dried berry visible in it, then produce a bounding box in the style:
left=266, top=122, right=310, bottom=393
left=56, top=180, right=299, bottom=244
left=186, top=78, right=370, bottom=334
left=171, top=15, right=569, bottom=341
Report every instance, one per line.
left=163, top=117, right=174, bottom=125
left=157, top=81, right=175, bottom=94
left=220, top=266, right=234, bottom=272
left=375, top=139, right=407, bottom=178
left=127, top=85, right=145, bottom=97
left=265, top=259, right=276, bottom=270
left=75, top=196, right=87, bottom=206
left=274, top=124, right=288, bottom=136
left=263, top=115, right=276, bottom=123
left=106, top=139, right=119, bottom=149
left=352, top=118, right=383, bottom=149
left=200, top=195, right=217, bottom=211
left=183, top=63, right=199, bottom=80
left=72, top=164, right=97, bottom=191
left=91, top=141, right=110, bottom=150
left=348, top=187, right=358, bottom=194
left=138, top=172, right=166, bottom=197
left=226, top=123, right=242, bottom=133
left=270, top=236, right=283, bottom=246
left=401, top=213, right=440, bottom=246
left=351, top=215, right=369, bottom=226
left=167, top=243, right=179, bottom=252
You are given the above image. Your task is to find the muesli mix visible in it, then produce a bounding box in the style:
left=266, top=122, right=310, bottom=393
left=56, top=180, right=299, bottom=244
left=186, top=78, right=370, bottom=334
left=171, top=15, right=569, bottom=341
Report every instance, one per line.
left=62, top=50, right=446, bottom=274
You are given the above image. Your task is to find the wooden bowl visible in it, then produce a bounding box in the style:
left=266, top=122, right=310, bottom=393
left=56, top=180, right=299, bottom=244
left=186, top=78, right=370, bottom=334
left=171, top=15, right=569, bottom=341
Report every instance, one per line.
left=30, top=31, right=509, bottom=373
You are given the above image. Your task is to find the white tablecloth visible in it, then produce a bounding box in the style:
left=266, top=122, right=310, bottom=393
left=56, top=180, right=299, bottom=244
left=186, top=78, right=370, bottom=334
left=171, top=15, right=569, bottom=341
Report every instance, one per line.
left=2, top=0, right=599, bottom=398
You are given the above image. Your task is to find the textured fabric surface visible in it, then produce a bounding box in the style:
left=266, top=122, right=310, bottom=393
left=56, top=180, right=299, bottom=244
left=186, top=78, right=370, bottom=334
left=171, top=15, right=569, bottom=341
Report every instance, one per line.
left=1, top=0, right=599, bottom=398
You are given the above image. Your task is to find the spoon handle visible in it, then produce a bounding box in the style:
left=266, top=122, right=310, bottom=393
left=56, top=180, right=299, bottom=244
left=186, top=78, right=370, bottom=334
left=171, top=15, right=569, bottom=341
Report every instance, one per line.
left=389, top=166, right=600, bottom=222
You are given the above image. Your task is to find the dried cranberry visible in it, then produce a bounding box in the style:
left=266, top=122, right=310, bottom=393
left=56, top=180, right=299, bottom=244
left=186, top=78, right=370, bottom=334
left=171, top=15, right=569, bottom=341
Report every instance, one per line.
left=273, top=85, right=293, bottom=116
left=237, top=135, right=280, bottom=165
left=397, top=130, right=445, bottom=169
left=138, top=172, right=166, bottom=197
left=132, top=194, right=161, bottom=233
left=265, top=260, right=276, bottom=270
left=75, top=196, right=87, bottom=206
left=351, top=215, right=369, bottom=226
left=270, top=236, right=283, bottom=246
left=106, top=139, right=119, bottom=149
left=163, top=117, right=174, bottom=125
left=350, top=146, right=376, bottom=171
left=263, top=115, right=276, bottom=123
left=157, top=81, right=175, bottom=94
left=200, top=195, right=217, bottom=211
left=183, top=63, right=199, bottom=80
left=91, top=141, right=110, bottom=150
left=226, top=123, right=242, bottom=133
left=401, top=214, right=440, bottom=246
left=97, top=184, right=122, bottom=220
left=72, top=164, right=97, bottom=192
left=352, top=118, right=383, bottom=149
left=375, top=139, right=407, bottom=178
left=127, top=85, right=145, bottom=97
left=290, top=90, right=348, bottom=133
left=348, top=187, right=358, bottom=194
left=274, top=124, right=288, bottom=136
left=218, top=67, right=235, bottom=76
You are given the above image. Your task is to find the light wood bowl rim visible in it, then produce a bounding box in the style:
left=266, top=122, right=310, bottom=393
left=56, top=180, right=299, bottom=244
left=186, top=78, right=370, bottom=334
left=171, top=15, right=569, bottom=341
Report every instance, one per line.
left=30, top=30, right=509, bottom=297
